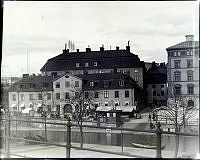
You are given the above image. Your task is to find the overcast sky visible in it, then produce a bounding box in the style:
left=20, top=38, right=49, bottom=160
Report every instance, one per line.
left=2, top=1, right=199, bottom=77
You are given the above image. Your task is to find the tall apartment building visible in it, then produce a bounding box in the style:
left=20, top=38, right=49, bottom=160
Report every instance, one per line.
left=166, top=35, right=199, bottom=107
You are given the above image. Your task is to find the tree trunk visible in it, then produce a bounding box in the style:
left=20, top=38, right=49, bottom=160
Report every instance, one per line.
left=44, top=117, right=47, bottom=143
left=79, top=121, right=83, bottom=148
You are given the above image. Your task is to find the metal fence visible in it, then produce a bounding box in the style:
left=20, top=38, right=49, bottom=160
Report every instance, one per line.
left=0, top=114, right=199, bottom=158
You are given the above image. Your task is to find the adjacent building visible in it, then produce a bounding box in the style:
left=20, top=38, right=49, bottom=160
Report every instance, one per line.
left=166, top=35, right=199, bottom=107
left=145, top=62, right=167, bottom=107
left=8, top=74, right=54, bottom=115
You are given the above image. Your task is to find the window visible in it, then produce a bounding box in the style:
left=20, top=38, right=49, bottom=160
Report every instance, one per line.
left=125, top=90, right=129, bottom=98
left=47, top=105, right=51, bottom=112
left=56, top=82, right=60, bottom=88
left=85, top=92, right=89, bottom=98
left=177, top=52, right=181, bottom=56
left=65, top=81, right=70, bottom=88
left=85, top=62, right=89, bottom=67
left=174, top=71, right=181, bottom=81
left=56, top=93, right=60, bottom=100
left=175, top=85, right=181, bottom=95
left=125, top=101, right=129, bottom=106
left=29, top=94, right=34, bottom=100
left=161, top=91, right=164, bottom=96
left=38, top=93, right=42, bottom=100
left=161, top=85, right=164, bottom=88
left=115, top=102, right=119, bottom=106
left=115, top=91, right=119, bottom=98
left=187, top=71, right=193, bottom=81
left=12, top=94, right=16, bottom=101
left=65, top=92, right=70, bottom=99
left=187, top=59, right=193, bottom=68
left=152, top=85, right=156, bottom=88
left=75, top=92, right=79, bottom=98
left=20, top=94, right=25, bottom=101
left=103, top=80, right=110, bottom=88
left=94, top=62, right=98, bottom=66
left=186, top=50, right=193, bottom=56
left=153, top=91, right=156, bottom=96
left=187, top=84, right=194, bottom=95
left=94, top=92, right=99, bottom=98
left=76, top=63, right=80, bottom=68
left=89, top=81, right=94, bottom=87
left=119, top=80, right=124, bottom=86
left=174, top=60, right=181, bottom=68
left=105, top=102, right=108, bottom=106
left=47, top=93, right=51, bottom=100
left=75, top=81, right=79, bottom=87
left=104, top=91, right=109, bottom=98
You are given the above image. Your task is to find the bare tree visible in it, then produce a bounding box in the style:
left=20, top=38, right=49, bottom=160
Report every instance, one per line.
left=60, top=87, right=95, bottom=148
left=154, top=83, right=197, bottom=158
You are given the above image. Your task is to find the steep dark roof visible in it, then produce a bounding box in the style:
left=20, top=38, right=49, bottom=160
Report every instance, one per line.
left=40, top=49, right=144, bottom=72
left=145, top=63, right=167, bottom=84
left=8, top=75, right=54, bottom=92
left=166, top=41, right=199, bottom=50
left=76, top=73, right=142, bottom=90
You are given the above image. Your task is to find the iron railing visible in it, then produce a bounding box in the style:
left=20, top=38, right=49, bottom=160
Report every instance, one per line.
left=0, top=114, right=199, bottom=158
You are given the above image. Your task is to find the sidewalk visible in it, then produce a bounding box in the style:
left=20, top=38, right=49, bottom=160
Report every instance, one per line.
left=1, top=142, right=177, bottom=158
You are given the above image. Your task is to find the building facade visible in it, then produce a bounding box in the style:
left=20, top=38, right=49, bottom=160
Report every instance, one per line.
left=40, top=45, right=146, bottom=89
left=8, top=74, right=54, bottom=115
left=166, top=35, right=199, bottom=107
left=145, top=62, right=168, bottom=107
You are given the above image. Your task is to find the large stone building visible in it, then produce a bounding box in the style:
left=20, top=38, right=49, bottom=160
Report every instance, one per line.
left=40, top=45, right=146, bottom=89
left=166, top=35, right=199, bottom=107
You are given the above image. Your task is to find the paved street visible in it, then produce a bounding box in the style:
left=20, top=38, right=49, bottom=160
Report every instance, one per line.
left=1, top=142, right=177, bottom=158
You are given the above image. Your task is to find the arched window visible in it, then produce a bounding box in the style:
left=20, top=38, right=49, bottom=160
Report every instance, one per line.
left=187, top=84, right=194, bottom=95
left=187, top=70, right=193, bottom=81
left=188, top=100, right=194, bottom=108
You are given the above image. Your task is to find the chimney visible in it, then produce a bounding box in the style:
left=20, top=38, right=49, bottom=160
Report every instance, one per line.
left=86, top=48, right=91, bottom=52
left=63, top=49, right=69, bottom=54
left=116, top=46, right=119, bottom=50
left=23, top=74, right=29, bottom=79
left=100, top=46, right=104, bottom=51
left=126, top=40, right=130, bottom=52
left=126, top=46, right=130, bottom=52
left=185, top=35, right=194, bottom=41
left=160, top=62, right=165, bottom=68
left=76, top=49, right=79, bottom=52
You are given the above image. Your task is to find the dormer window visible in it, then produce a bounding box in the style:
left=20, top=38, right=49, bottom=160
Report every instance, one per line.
left=94, top=62, right=98, bottom=66
left=119, top=80, right=124, bottom=86
left=56, top=82, right=60, bottom=88
left=85, top=62, right=89, bottom=67
left=89, top=81, right=94, bottom=87
left=76, top=63, right=80, bottom=68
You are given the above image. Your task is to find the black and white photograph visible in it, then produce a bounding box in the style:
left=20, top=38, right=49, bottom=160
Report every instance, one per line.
left=0, top=1, right=199, bottom=158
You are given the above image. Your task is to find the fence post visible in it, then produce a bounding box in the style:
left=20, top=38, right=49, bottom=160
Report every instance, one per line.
left=66, top=117, right=71, bottom=158
left=156, top=122, right=162, bottom=158
left=4, top=113, right=11, bottom=158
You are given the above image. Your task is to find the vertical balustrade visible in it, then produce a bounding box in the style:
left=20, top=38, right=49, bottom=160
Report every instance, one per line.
left=66, top=117, right=72, bottom=158
left=156, top=122, right=162, bottom=158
